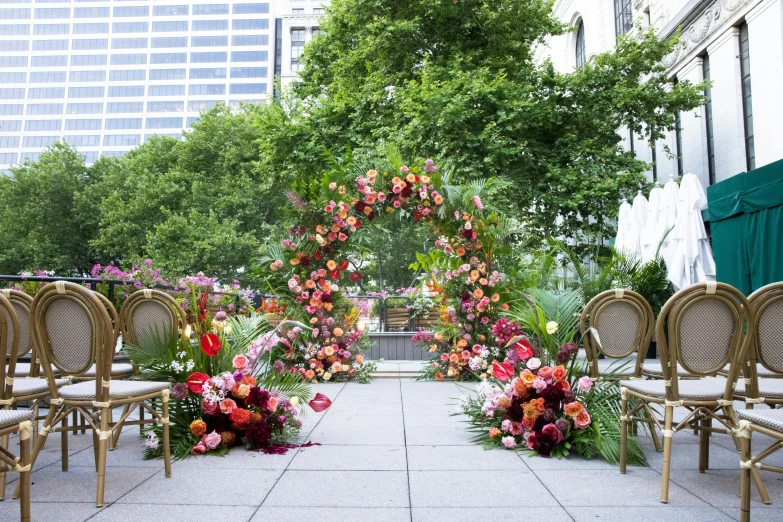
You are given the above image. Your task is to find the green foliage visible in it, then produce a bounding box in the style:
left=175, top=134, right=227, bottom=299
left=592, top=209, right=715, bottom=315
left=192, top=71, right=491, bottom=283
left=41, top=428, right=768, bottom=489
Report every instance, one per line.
left=290, top=1, right=705, bottom=246
left=0, top=142, right=99, bottom=274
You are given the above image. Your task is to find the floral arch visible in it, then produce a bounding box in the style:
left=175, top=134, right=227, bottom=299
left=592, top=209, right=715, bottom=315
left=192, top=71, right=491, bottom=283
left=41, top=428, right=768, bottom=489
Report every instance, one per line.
left=255, top=157, right=522, bottom=383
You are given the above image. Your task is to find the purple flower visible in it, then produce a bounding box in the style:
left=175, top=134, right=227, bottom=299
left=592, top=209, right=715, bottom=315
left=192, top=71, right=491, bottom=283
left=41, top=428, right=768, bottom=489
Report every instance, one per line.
left=171, top=383, right=189, bottom=400
left=555, top=418, right=569, bottom=432
left=214, top=311, right=228, bottom=321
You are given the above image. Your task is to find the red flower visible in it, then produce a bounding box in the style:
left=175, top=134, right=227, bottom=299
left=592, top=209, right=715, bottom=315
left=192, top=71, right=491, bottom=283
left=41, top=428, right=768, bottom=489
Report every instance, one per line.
left=349, top=271, right=362, bottom=282
left=200, top=333, right=222, bottom=357
left=515, top=338, right=535, bottom=361
left=313, top=250, right=322, bottom=261
left=330, top=269, right=340, bottom=280
left=492, top=362, right=515, bottom=382
left=229, top=408, right=251, bottom=426
left=187, top=372, right=210, bottom=394
left=308, top=392, right=332, bottom=412
left=338, top=260, right=349, bottom=271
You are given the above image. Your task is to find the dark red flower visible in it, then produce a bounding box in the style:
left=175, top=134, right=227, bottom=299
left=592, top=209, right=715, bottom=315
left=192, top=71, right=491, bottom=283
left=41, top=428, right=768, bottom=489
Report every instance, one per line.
left=246, top=387, right=270, bottom=409
left=401, top=186, right=413, bottom=198
left=245, top=420, right=272, bottom=449
left=337, top=261, right=349, bottom=270
left=313, top=250, right=322, bottom=261
left=353, top=201, right=366, bottom=213
left=320, top=292, right=333, bottom=303
left=299, top=256, right=311, bottom=267
left=200, top=333, right=222, bottom=357
left=330, top=269, right=340, bottom=280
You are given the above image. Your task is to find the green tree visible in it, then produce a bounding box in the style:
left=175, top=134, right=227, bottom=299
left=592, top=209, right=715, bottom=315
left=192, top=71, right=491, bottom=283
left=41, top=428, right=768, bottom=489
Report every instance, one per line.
left=0, top=142, right=98, bottom=274
left=89, top=105, right=284, bottom=281
left=288, top=0, right=704, bottom=246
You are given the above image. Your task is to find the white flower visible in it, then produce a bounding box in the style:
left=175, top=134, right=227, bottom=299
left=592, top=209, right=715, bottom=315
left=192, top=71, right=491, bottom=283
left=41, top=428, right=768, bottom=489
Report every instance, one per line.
left=546, top=321, right=559, bottom=334
left=323, top=372, right=332, bottom=381
left=289, top=396, right=299, bottom=408
left=527, top=357, right=541, bottom=371
left=170, top=361, right=184, bottom=373
left=185, top=360, right=195, bottom=371
left=177, top=351, right=186, bottom=359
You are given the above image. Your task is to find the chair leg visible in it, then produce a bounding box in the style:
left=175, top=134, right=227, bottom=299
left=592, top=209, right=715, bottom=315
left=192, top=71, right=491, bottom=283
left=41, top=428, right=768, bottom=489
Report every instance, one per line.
left=95, top=407, right=110, bottom=508
left=660, top=405, right=674, bottom=503
left=698, top=415, right=709, bottom=473
left=71, top=410, right=78, bottom=435
left=139, top=403, right=145, bottom=434
left=0, top=432, right=8, bottom=500
left=61, top=414, right=69, bottom=471
left=739, top=428, right=752, bottom=522
left=14, top=407, right=57, bottom=499
left=161, top=393, right=171, bottom=478
left=19, top=421, right=32, bottom=522
left=620, top=389, right=628, bottom=474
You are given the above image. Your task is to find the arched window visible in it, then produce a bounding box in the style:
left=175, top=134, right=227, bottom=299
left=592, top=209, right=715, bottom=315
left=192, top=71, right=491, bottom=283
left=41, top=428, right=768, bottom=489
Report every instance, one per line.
left=575, top=20, right=586, bottom=69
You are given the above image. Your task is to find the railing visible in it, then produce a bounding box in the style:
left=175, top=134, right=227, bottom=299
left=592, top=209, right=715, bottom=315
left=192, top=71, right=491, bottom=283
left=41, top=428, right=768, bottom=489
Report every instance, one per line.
left=0, top=274, right=242, bottom=310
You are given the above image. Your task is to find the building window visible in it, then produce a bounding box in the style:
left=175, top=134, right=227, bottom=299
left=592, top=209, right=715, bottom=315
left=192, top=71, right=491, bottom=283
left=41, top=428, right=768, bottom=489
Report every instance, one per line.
left=614, top=0, right=633, bottom=37
left=313, top=8, right=324, bottom=14
left=703, top=55, right=716, bottom=185
left=292, top=8, right=304, bottom=14
left=291, top=28, right=305, bottom=72
left=739, top=23, right=755, bottom=171
left=575, top=20, right=586, bottom=69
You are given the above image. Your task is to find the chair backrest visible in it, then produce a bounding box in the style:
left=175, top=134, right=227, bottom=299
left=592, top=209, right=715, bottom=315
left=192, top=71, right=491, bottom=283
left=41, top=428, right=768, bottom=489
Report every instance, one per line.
left=657, top=282, right=751, bottom=401
left=92, top=291, right=120, bottom=348
left=0, top=292, right=21, bottom=401
left=30, top=281, right=115, bottom=399
left=748, top=282, right=783, bottom=376
left=1, top=289, right=33, bottom=360
left=579, top=288, right=654, bottom=378
left=119, top=289, right=185, bottom=348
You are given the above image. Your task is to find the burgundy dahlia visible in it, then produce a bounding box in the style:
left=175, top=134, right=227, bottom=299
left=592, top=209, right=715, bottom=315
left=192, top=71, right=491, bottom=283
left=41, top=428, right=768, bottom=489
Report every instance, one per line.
left=245, top=420, right=272, bottom=449
left=247, top=387, right=270, bottom=409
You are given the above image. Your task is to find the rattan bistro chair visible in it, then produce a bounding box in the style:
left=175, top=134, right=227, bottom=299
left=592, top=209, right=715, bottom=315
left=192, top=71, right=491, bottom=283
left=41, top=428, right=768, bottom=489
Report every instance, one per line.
left=619, top=282, right=768, bottom=504
left=737, top=409, right=783, bottom=521
left=580, top=289, right=654, bottom=380
left=114, top=289, right=185, bottom=440
left=1, top=290, right=40, bottom=378
left=0, top=412, right=33, bottom=520
left=734, top=282, right=783, bottom=405
left=24, top=282, right=172, bottom=507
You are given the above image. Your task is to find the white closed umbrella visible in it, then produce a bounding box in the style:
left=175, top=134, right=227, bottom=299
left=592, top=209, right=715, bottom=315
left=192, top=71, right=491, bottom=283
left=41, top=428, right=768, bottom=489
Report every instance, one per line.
left=642, top=185, right=663, bottom=262
left=666, top=173, right=716, bottom=289
left=628, top=191, right=648, bottom=258
left=655, top=176, right=680, bottom=269
left=615, top=200, right=633, bottom=254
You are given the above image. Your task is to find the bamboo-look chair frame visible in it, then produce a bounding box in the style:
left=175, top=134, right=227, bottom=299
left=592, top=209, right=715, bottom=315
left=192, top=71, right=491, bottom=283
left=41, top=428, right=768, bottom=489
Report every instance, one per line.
left=619, top=282, right=768, bottom=503
left=739, top=282, right=783, bottom=406
left=1, top=290, right=38, bottom=378
left=737, top=411, right=783, bottom=522
left=114, top=289, right=186, bottom=441
left=580, top=288, right=653, bottom=380
left=0, top=415, right=32, bottom=520
left=22, top=281, right=172, bottom=507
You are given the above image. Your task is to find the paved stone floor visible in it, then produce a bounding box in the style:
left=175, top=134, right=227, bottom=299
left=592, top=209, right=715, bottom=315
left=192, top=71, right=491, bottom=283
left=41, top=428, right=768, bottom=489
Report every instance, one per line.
left=2, top=378, right=783, bottom=521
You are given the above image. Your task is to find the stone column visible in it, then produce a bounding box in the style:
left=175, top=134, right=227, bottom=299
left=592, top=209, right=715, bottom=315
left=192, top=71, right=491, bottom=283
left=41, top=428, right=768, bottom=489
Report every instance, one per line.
left=675, top=57, right=709, bottom=188
left=746, top=0, right=783, bottom=167
left=706, top=27, right=747, bottom=182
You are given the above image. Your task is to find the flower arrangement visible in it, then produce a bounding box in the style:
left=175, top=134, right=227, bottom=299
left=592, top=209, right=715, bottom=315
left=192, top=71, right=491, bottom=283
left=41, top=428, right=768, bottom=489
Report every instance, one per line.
left=127, top=288, right=329, bottom=458
left=458, top=291, right=648, bottom=464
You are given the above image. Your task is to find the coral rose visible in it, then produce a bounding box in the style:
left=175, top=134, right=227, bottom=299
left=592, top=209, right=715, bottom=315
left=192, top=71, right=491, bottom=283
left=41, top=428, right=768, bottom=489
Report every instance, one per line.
left=233, top=383, right=251, bottom=399
left=434, top=372, right=445, bottom=381
left=564, top=401, right=585, bottom=417
left=190, top=419, right=207, bottom=436
left=554, top=380, right=571, bottom=392
left=356, top=354, right=365, bottom=364
left=220, top=399, right=237, bottom=415
left=574, top=410, right=592, bottom=429
left=242, top=375, right=256, bottom=386
left=551, top=365, right=567, bottom=382
left=233, top=354, right=250, bottom=372
left=229, top=408, right=251, bottom=425
left=266, top=396, right=279, bottom=413
left=520, top=369, right=536, bottom=387
left=538, top=366, right=553, bottom=381
left=489, top=427, right=501, bottom=438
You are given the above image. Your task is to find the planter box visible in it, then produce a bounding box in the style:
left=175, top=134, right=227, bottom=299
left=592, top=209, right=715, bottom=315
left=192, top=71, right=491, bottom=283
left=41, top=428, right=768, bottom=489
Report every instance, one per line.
left=364, top=332, right=437, bottom=361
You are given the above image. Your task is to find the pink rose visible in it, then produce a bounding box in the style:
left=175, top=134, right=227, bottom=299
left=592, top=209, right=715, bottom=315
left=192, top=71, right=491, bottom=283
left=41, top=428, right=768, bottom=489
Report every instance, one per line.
left=501, top=419, right=512, bottom=432
left=440, top=353, right=449, bottom=362
left=220, top=399, right=237, bottom=415
left=510, top=422, right=524, bottom=436
left=542, top=423, right=564, bottom=444
left=532, top=377, right=547, bottom=392
left=574, top=410, right=592, bottom=429
left=265, top=396, right=279, bottom=413
left=538, top=366, right=553, bottom=381
left=190, top=442, right=207, bottom=455
left=501, top=436, right=517, bottom=450
left=233, top=354, right=249, bottom=372
left=202, top=399, right=219, bottom=416
left=203, top=431, right=221, bottom=450
left=577, top=376, right=593, bottom=393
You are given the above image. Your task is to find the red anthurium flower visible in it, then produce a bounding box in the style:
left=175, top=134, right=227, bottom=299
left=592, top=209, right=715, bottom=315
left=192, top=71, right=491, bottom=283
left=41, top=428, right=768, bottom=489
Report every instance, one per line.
left=492, top=362, right=515, bottom=382
left=186, top=372, right=210, bottom=394
left=308, top=392, right=332, bottom=412
left=349, top=271, right=362, bottom=282
left=330, top=269, right=340, bottom=280
left=515, top=337, right=535, bottom=361
left=200, top=333, right=222, bottom=357
left=198, top=290, right=209, bottom=324
left=338, top=260, right=349, bottom=271
left=313, top=250, right=322, bottom=261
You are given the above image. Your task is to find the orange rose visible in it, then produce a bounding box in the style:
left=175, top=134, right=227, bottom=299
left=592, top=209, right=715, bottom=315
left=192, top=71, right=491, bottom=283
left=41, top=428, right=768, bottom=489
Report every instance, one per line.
left=232, top=383, right=251, bottom=399
left=564, top=402, right=585, bottom=417
left=530, top=397, right=546, bottom=413
left=305, top=370, right=316, bottom=380
left=449, top=353, right=460, bottom=364
left=406, top=173, right=416, bottom=183
left=501, top=303, right=509, bottom=311
left=489, top=427, right=501, bottom=438
left=189, top=419, right=207, bottom=436
left=520, top=369, right=536, bottom=387
left=470, top=270, right=480, bottom=280
left=327, top=260, right=337, bottom=270
left=491, top=293, right=500, bottom=302
left=230, top=408, right=251, bottom=426
left=473, top=288, right=484, bottom=299
left=324, top=303, right=333, bottom=311
left=456, top=247, right=466, bottom=256
left=346, top=216, right=357, bottom=226
left=551, top=365, right=567, bottom=382
left=355, top=354, right=365, bottom=364
left=434, top=195, right=444, bottom=205
left=290, top=258, right=300, bottom=265
left=479, top=278, right=488, bottom=286
left=434, top=372, right=445, bottom=381
left=242, top=375, right=256, bottom=386
left=429, top=344, right=438, bottom=353
left=456, top=339, right=468, bottom=348
left=333, top=327, right=344, bottom=337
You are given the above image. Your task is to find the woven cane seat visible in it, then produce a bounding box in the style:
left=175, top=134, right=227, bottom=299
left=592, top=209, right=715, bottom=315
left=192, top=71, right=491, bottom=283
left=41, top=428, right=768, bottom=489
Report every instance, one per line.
left=11, top=377, right=70, bottom=397
left=737, top=408, right=783, bottom=432
left=58, top=380, right=170, bottom=400
left=620, top=377, right=729, bottom=401
left=0, top=409, right=35, bottom=428
left=735, top=378, right=783, bottom=399
left=5, top=363, right=62, bottom=378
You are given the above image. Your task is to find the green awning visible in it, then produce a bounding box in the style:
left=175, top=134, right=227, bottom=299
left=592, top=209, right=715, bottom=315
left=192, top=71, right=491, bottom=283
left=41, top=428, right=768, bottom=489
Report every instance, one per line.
left=706, top=158, right=783, bottom=295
